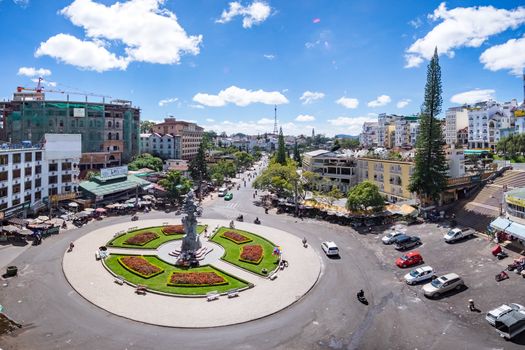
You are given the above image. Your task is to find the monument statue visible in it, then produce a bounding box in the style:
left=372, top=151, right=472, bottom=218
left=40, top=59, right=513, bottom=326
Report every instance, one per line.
left=180, top=190, right=202, bottom=255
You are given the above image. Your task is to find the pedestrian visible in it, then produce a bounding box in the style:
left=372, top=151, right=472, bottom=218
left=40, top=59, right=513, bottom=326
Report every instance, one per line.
left=468, top=299, right=476, bottom=312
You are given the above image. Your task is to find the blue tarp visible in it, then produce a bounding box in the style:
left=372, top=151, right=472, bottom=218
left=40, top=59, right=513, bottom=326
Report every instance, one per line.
left=490, top=217, right=525, bottom=240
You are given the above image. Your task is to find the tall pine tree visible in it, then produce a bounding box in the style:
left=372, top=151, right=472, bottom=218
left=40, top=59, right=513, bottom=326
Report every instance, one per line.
left=189, top=142, right=209, bottom=181
left=293, top=139, right=302, bottom=164
left=276, top=127, right=287, bottom=165
left=408, top=48, right=448, bottom=204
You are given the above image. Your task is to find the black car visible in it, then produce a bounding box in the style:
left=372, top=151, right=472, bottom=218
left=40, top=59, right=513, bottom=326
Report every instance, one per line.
left=394, top=235, right=421, bottom=250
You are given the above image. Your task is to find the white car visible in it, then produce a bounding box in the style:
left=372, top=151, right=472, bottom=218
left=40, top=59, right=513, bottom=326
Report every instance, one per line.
left=486, top=303, right=525, bottom=326
left=218, top=187, right=227, bottom=197
left=404, top=266, right=435, bottom=285
left=382, top=231, right=404, bottom=244
left=321, top=241, right=339, bottom=256
left=444, top=228, right=474, bottom=243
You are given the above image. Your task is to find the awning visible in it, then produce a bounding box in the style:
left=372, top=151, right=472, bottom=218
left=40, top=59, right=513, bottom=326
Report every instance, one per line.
left=490, top=217, right=525, bottom=240
left=2, top=225, right=21, bottom=234
left=68, top=202, right=79, bottom=208
left=95, top=208, right=107, bottom=213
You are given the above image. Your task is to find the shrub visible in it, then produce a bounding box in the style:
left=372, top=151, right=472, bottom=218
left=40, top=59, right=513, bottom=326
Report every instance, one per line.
left=118, top=256, right=163, bottom=278
left=168, top=272, right=227, bottom=286
left=124, top=231, right=159, bottom=246
left=221, top=230, right=252, bottom=244
left=162, top=225, right=185, bottom=235
left=240, top=244, right=263, bottom=264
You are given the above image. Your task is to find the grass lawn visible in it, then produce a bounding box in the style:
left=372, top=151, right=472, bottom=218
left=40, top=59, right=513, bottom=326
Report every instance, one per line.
left=493, top=154, right=525, bottom=163
left=105, top=254, right=249, bottom=295
left=211, top=227, right=279, bottom=276
left=107, top=225, right=207, bottom=249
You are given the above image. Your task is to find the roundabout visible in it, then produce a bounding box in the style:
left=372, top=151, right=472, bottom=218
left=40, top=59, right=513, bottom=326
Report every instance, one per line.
left=62, top=218, right=321, bottom=327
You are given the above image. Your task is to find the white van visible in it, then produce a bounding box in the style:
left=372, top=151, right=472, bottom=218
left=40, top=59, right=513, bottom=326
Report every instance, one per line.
left=218, top=187, right=228, bottom=197
left=495, top=310, right=525, bottom=340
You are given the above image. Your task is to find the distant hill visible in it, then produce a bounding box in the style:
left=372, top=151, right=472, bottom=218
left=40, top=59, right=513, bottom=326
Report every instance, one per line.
left=335, top=134, right=359, bottom=139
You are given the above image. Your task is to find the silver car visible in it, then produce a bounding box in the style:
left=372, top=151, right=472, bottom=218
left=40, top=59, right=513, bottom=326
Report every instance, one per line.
left=422, top=273, right=464, bottom=298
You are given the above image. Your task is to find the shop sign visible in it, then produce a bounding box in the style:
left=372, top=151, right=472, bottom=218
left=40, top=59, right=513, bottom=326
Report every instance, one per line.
left=50, top=192, right=77, bottom=203
left=100, top=166, right=128, bottom=179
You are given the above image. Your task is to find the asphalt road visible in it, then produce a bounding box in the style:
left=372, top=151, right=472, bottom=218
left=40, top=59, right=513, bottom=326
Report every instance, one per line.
left=1, top=161, right=524, bottom=349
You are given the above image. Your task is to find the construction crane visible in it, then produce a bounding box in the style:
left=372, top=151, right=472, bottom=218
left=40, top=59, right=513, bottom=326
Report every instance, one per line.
left=16, top=77, right=112, bottom=102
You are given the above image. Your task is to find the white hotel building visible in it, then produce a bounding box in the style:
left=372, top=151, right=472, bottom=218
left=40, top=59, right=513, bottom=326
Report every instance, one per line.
left=0, top=134, right=81, bottom=216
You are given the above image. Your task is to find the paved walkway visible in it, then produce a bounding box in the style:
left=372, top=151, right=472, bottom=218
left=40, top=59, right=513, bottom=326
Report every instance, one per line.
left=62, top=219, right=321, bottom=327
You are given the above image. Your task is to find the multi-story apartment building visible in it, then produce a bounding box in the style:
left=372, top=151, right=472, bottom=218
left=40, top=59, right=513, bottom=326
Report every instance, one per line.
left=468, top=100, right=518, bottom=149
left=1, top=94, right=140, bottom=171
left=445, top=106, right=469, bottom=146
left=140, top=133, right=181, bottom=159
left=151, top=118, right=203, bottom=160
left=457, top=127, right=469, bottom=147
left=0, top=134, right=81, bottom=216
left=302, top=150, right=358, bottom=193
left=394, top=116, right=419, bottom=148
left=377, top=114, right=397, bottom=148
left=446, top=145, right=466, bottom=178
left=359, top=122, right=378, bottom=148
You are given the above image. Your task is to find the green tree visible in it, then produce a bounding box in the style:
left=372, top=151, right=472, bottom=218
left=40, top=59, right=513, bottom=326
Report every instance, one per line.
left=253, top=162, right=300, bottom=199
left=275, top=127, right=287, bottom=165
left=158, top=170, right=192, bottom=205
left=202, top=131, right=217, bottom=150
left=233, top=151, right=254, bottom=170
left=408, top=48, right=448, bottom=203
left=140, top=120, right=156, bottom=133
left=85, top=171, right=99, bottom=181
left=210, top=160, right=237, bottom=185
left=189, top=142, right=209, bottom=182
left=293, top=140, right=302, bottom=164
left=339, top=138, right=360, bottom=149
left=346, top=181, right=384, bottom=212
left=128, top=153, right=163, bottom=172
left=325, top=185, right=344, bottom=205
left=302, top=170, right=321, bottom=191
left=331, top=139, right=341, bottom=152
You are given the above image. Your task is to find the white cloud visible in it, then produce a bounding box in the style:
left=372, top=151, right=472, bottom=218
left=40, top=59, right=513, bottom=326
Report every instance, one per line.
left=206, top=118, right=214, bottom=122
left=36, top=0, right=202, bottom=71
left=189, top=104, right=205, bottom=109
left=257, top=118, right=274, bottom=125
left=300, top=91, right=325, bottom=105
left=450, top=89, right=495, bottom=104
left=263, top=54, right=275, bottom=60
left=35, top=34, right=129, bottom=72
left=193, top=86, right=289, bottom=107
left=158, top=97, right=178, bottom=107
left=480, top=36, right=525, bottom=76
left=216, top=1, right=271, bottom=28
left=295, top=114, right=315, bottom=122
left=367, top=95, right=391, bottom=108
left=396, top=99, right=411, bottom=108
left=18, top=67, right=51, bottom=77
left=405, top=3, right=525, bottom=68
left=409, top=17, right=422, bottom=29
left=327, top=116, right=377, bottom=135
left=13, top=0, right=29, bottom=8
left=31, top=78, right=57, bottom=87
left=336, top=97, right=359, bottom=109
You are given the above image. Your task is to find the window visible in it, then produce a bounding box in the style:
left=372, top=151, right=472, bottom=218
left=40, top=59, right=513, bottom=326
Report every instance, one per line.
left=49, top=175, right=58, bottom=184
left=49, top=188, right=58, bottom=196
left=108, top=121, right=112, bottom=128
left=24, top=153, right=32, bottom=162
left=24, top=194, right=31, bottom=203
left=62, top=162, right=72, bottom=170
left=0, top=172, right=6, bottom=181
left=49, top=163, right=58, bottom=172
left=24, top=167, right=32, bottom=176
left=62, top=175, right=72, bottom=183
left=34, top=191, right=41, bottom=201
left=13, top=169, right=21, bottom=179
left=0, top=155, right=7, bottom=165
left=24, top=180, right=31, bottom=189
left=0, top=188, right=7, bottom=198
left=12, top=154, right=21, bottom=163
left=35, top=178, right=41, bottom=187
left=13, top=184, right=20, bottom=193
left=115, top=132, right=119, bottom=140
left=108, top=132, right=112, bottom=140
left=35, top=165, right=42, bottom=174
left=116, top=121, right=120, bottom=128
left=79, top=120, right=84, bottom=127
left=12, top=199, right=20, bottom=206
left=59, top=120, right=64, bottom=127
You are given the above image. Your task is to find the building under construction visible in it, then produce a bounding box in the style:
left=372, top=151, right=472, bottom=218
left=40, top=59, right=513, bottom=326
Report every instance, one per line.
left=0, top=86, right=140, bottom=174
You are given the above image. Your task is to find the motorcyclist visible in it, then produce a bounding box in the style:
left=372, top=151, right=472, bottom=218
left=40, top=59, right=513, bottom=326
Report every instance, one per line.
left=254, top=217, right=260, bottom=224
left=357, top=289, right=365, bottom=299
left=68, top=242, right=75, bottom=252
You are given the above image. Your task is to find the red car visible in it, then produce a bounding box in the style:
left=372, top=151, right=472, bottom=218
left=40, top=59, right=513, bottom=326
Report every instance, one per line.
left=395, top=251, right=423, bottom=268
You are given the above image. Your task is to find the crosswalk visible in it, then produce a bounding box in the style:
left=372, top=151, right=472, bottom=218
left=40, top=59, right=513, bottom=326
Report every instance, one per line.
left=225, top=202, right=239, bottom=209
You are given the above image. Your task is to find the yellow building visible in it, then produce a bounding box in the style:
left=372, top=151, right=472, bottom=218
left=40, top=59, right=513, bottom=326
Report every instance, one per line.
left=357, top=158, right=415, bottom=202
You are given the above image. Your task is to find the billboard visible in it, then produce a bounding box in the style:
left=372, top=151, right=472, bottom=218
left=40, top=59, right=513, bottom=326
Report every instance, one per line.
left=73, top=108, right=85, bottom=117
left=100, top=165, right=128, bottom=179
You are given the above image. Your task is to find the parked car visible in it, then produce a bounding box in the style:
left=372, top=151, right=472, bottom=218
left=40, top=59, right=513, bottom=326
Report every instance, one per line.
left=218, top=187, right=228, bottom=197
left=444, top=228, right=475, bottom=243
left=395, top=251, right=423, bottom=268
left=382, top=231, right=404, bottom=244
left=224, top=193, right=233, bottom=201
left=486, top=303, right=525, bottom=326
left=404, top=266, right=435, bottom=285
left=321, top=241, right=339, bottom=256
left=495, top=310, right=525, bottom=340
left=422, top=273, right=464, bottom=298
left=394, top=235, right=421, bottom=250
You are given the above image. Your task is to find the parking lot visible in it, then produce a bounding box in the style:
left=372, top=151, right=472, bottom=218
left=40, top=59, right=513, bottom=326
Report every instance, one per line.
left=351, top=220, right=525, bottom=343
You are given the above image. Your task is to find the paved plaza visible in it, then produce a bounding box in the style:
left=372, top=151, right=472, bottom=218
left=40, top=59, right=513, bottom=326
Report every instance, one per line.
left=62, top=219, right=321, bottom=327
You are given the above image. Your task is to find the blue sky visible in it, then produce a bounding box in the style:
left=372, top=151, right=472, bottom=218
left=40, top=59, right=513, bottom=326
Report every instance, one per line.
left=1, top=0, right=524, bottom=136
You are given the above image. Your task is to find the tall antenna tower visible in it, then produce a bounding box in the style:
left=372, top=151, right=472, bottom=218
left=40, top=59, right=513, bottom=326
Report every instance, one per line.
left=273, top=105, right=278, bottom=134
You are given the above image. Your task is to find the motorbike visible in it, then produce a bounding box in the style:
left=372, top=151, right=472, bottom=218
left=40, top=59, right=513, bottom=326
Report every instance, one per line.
left=496, top=251, right=508, bottom=260
left=357, top=290, right=368, bottom=305
left=131, top=215, right=139, bottom=221
left=68, top=242, right=75, bottom=252
left=495, top=270, right=509, bottom=282
left=254, top=218, right=261, bottom=225
left=236, top=215, right=244, bottom=222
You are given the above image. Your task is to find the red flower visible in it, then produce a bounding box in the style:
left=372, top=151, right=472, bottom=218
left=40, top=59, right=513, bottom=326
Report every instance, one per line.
left=169, top=272, right=226, bottom=286
left=162, top=225, right=185, bottom=235
left=240, top=245, right=263, bottom=263
left=119, top=256, right=162, bottom=277
left=124, top=232, right=159, bottom=245
left=222, top=230, right=251, bottom=244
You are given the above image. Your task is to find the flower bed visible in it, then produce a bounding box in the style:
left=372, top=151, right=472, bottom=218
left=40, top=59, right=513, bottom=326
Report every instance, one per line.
left=239, top=244, right=263, bottom=264
left=167, top=272, right=227, bottom=287
left=118, top=256, right=164, bottom=278
left=161, top=225, right=185, bottom=235
left=124, top=231, right=159, bottom=246
left=221, top=230, right=252, bottom=244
